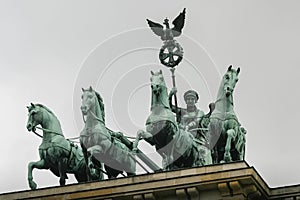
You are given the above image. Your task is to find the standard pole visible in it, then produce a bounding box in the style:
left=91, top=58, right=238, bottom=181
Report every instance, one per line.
left=170, top=68, right=180, bottom=122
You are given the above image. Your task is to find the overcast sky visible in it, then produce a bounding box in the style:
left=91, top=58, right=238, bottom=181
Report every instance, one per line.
left=0, top=0, right=300, bottom=193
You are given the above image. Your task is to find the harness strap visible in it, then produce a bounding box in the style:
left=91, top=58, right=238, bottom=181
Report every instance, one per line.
left=215, top=92, right=234, bottom=106
left=35, top=126, right=62, bottom=136
left=33, top=130, right=43, bottom=138
left=66, top=143, right=73, bottom=169
left=90, top=111, right=105, bottom=124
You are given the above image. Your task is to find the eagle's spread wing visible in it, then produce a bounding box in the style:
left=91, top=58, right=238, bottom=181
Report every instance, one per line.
left=147, top=19, right=164, bottom=37
left=172, top=8, right=186, bottom=37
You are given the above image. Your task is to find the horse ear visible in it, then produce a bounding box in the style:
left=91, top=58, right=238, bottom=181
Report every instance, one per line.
left=237, top=67, right=240, bottom=74
left=228, top=65, right=232, bottom=71
left=30, top=103, right=35, bottom=108
left=82, top=88, right=85, bottom=92
left=159, top=69, right=162, bottom=74
left=89, top=86, right=93, bottom=91
left=151, top=71, right=154, bottom=75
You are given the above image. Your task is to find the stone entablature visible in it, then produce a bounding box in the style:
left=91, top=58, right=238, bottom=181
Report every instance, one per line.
left=1, top=162, right=299, bottom=200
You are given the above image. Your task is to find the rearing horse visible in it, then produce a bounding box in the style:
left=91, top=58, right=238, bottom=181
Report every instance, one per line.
left=80, top=86, right=136, bottom=178
left=134, top=70, right=177, bottom=169
left=26, top=103, right=88, bottom=190
left=209, top=66, right=246, bottom=163
left=134, top=70, right=210, bottom=169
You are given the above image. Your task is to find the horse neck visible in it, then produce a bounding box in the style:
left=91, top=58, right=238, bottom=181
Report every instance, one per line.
left=151, top=86, right=170, bottom=110
left=40, top=108, right=64, bottom=141
left=85, top=99, right=105, bottom=130
left=213, top=80, right=235, bottom=116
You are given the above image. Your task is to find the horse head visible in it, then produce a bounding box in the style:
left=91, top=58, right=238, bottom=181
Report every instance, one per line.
left=150, top=70, right=166, bottom=95
left=150, top=70, right=170, bottom=111
left=26, top=103, right=43, bottom=132
left=223, top=65, right=240, bottom=97
left=81, top=86, right=97, bottom=116
left=81, top=86, right=105, bottom=123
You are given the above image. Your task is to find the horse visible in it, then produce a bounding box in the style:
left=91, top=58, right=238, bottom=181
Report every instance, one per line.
left=133, top=70, right=210, bottom=170
left=26, top=103, right=88, bottom=190
left=80, top=86, right=136, bottom=178
left=208, top=66, right=246, bottom=163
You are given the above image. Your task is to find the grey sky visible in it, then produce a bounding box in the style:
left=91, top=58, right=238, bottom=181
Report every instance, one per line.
left=0, top=0, right=299, bottom=193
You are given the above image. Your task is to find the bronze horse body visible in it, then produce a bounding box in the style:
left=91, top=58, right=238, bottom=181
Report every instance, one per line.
left=134, top=70, right=211, bottom=170
left=80, top=87, right=136, bottom=178
left=209, top=66, right=246, bottom=163
left=26, top=103, right=88, bottom=190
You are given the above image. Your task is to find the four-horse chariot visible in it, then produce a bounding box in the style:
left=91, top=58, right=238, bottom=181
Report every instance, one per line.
left=24, top=8, right=246, bottom=189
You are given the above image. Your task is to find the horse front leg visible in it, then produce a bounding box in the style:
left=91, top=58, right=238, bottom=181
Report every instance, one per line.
left=133, top=130, right=154, bottom=152
left=80, top=144, right=92, bottom=181
left=224, top=129, right=235, bottom=162
left=27, top=159, right=48, bottom=190
left=87, top=145, right=102, bottom=177
left=132, top=130, right=143, bottom=153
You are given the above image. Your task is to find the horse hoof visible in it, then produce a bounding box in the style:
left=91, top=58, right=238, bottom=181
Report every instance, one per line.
left=88, top=162, right=94, bottom=169
left=29, top=180, right=37, bottom=190
left=132, top=148, right=138, bottom=154
left=90, top=168, right=97, bottom=177
left=59, top=178, right=66, bottom=186
left=224, top=156, right=232, bottom=162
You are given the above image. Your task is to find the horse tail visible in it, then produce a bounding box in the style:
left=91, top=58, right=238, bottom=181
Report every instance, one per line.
left=235, top=126, right=246, bottom=154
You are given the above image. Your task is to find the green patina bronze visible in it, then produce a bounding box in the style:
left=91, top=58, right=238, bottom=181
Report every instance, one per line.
left=80, top=86, right=136, bottom=178
left=169, top=88, right=214, bottom=165
left=209, top=66, right=246, bottom=163
left=23, top=9, right=248, bottom=188
left=26, top=103, right=88, bottom=190
left=169, top=88, right=205, bottom=132
left=133, top=70, right=212, bottom=170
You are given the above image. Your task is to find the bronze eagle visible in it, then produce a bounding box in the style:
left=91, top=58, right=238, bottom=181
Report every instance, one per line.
left=147, top=8, right=186, bottom=41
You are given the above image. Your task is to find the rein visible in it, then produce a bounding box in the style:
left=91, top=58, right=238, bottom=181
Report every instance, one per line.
left=31, top=126, right=80, bottom=143
left=90, top=111, right=105, bottom=124
left=81, top=110, right=137, bottom=141
left=81, top=110, right=105, bottom=124
left=31, top=126, right=63, bottom=139
left=214, top=91, right=234, bottom=106
left=35, top=126, right=62, bottom=135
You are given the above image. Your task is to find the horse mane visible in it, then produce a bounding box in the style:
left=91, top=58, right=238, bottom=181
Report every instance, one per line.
left=216, top=76, right=226, bottom=101
left=94, top=91, right=105, bottom=123
left=35, top=104, right=57, bottom=118
left=34, top=104, right=62, bottom=133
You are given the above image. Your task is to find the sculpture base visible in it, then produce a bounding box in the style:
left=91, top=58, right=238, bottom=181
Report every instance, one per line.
left=1, top=161, right=299, bottom=200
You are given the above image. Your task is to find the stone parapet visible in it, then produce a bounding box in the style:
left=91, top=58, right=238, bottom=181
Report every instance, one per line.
left=1, top=161, right=299, bottom=200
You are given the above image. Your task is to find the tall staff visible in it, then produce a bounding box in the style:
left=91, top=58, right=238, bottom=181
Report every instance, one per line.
left=170, top=68, right=179, bottom=121
left=146, top=8, right=186, bottom=122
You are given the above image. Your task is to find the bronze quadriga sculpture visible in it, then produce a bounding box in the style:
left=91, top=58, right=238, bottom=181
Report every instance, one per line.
left=24, top=8, right=247, bottom=190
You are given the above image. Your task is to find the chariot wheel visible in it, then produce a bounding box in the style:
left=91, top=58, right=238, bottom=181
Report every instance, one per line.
left=159, top=40, right=183, bottom=68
